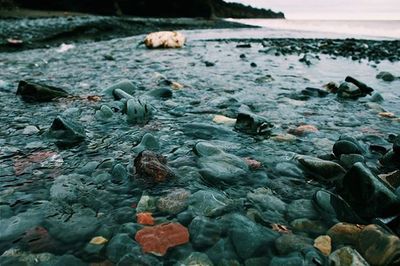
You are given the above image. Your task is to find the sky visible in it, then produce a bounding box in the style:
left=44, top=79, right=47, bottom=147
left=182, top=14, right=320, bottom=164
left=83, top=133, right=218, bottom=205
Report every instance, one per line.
left=227, top=0, right=400, bottom=20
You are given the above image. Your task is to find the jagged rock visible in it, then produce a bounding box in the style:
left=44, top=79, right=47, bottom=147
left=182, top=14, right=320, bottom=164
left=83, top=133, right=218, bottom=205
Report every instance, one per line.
left=16, top=80, right=69, bottom=102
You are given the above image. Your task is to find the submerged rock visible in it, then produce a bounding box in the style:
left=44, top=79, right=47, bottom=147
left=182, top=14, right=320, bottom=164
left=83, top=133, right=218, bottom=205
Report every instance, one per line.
left=329, top=246, right=369, bottom=266
left=16, top=80, right=69, bottom=102
left=376, top=71, right=396, bottom=82
left=45, top=116, right=85, bottom=147
left=135, top=223, right=189, bottom=256
left=126, top=98, right=153, bottom=124
left=333, top=140, right=363, bottom=158
left=157, top=188, right=190, bottom=215
left=144, top=31, right=185, bottom=49
left=132, top=133, right=160, bottom=153
left=102, top=79, right=136, bottom=98
left=133, top=150, right=174, bottom=183
left=235, top=108, right=273, bottom=136
left=189, top=216, right=222, bottom=249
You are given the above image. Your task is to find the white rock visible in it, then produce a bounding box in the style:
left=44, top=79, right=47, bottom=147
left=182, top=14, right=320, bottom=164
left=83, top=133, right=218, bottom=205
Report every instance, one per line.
left=144, top=31, right=185, bottom=49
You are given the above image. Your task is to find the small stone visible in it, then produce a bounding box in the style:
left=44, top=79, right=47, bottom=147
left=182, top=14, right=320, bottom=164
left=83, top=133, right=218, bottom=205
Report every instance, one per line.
left=16, top=80, right=69, bottom=102
left=90, top=236, right=108, bottom=245
left=171, top=81, right=184, bottom=90
left=313, top=235, right=331, bottom=256
left=379, top=112, right=396, bottom=118
left=244, top=158, right=262, bottom=170
left=22, top=126, right=39, bottom=135
left=136, top=212, right=155, bottom=225
left=333, top=140, right=362, bottom=157
left=135, top=223, right=189, bottom=256
left=189, top=216, right=222, bottom=249
left=132, top=133, right=160, bottom=153
left=126, top=98, right=153, bottom=124
left=327, top=222, right=364, bottom=246
left=288, top=124, right=318, bottom=136
left=329, top=246, right=369, bottom=266
left=133, top=151, right=174, bottom=183
left=103, top=80, right=136, bottom=97
left=144, top=31, right=185, bottom=49
left=157, top=188, right=190, bottom=215
left=271, top=134, right=296, bottom=142
left=213, top=115, right=236, bottom=126
left=136, top=195, right=157, bottom=213
left=376, top=71, right=396, bottom=82
left=275, top=234, right=313, bottom=255
left=290, top=218, right=327, bottom=235
left=235, top=108, right=273, bottom=136
left=45, top=116, right=85, bottom=148
left=180, top=252, right=213, bottom=266
left=297, top=156, right=346, bottom=182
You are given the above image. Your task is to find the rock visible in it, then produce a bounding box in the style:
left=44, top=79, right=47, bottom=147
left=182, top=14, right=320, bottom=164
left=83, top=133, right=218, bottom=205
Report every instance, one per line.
left=188, top=190, right=230, bottom=217
left=126, top=98, right=153, bottom=124
left=338, top=162, right=400, bottom=219
left=379, top=150, right=400, bottom=171
left=22, top=125, right=39, bottom=135
left=301, top=87, right=329, bottom=97
left=179, top=252, right=214, bottom=266
left=235, top=107, right=273, bottom=136
left=244, top=158, right=262, bottom=169
left=290, top=218, right=327, bottom=235
left=339, top=154, right=365, bottom=169
left=357, top=224, right=400, bottom=266
left=212, top=115, right=236, bottom=126
left=117, top=253, right=161, bottom=266
left=90, top=236, right=108, bottom=245
left=337, top=82, right=364, bottom=99
left=376, top=71, right=396, bottom=82
left=106, top=233, right=139, bottom=263
left=313, top=235, right=331, bottom=256
left=133, top=150, right=174, bottom=183
left=135, top=223, right=189, bottom=256
left=345, top=76, right=374, bottom=95
left=370, top=92, right=384, bottom=102
left=183, top=123, right=234, bottom=140
left=189, top=216, right=222, bottom=249
left=379, top=170, right=400, bottom=189
left=19, top=226, right=62, bottom=253
left=136, top=212, right=154, bottom=226
left=206, top=239, right=239, bottom=264
left=329, top=247, right=369, bottom=266
left=247, top=188, right=286, bottom=223
left=327, top=222, right=364, bottom=246
left=102, top=79, right=136, bottom=99
left=95, top=105, right=113, bottom=120
left=288, top=124, right=318, bottom=136
left=394, top=134, right=400, bottom=155
left=269, top=253, right=304, bottom=266
left=45, top=116, right=85, bottom=147
left=274, top=234, right=313, bottom=255
left=312, top=190, right=364, bottom=224
left=286, top=199, right=319, bottom=221
left=144, top=31, right=185, bottom=49
left=50, top=174, right=87, bottom=203
left=297, top=156, right=346, bottom=182
left=136, top=194, right=157, bottom=213
left=194, top=142, right=248, bottom=184
left=157, top=188, right=190, bottom=215
left=132, top=133, right=160, bottom=153
left=204, top=61, right=215, bottom=67
left=111, top=163, right=127, bottom=182
left=227, top=213, right=279, bottom=260
left=271, top=134, right=296, bottom=142
left=333, top=140, right=362, bottom=157
left=16, top=80, right=69, bottom=102
left=146, top=88, right=173, bottom=98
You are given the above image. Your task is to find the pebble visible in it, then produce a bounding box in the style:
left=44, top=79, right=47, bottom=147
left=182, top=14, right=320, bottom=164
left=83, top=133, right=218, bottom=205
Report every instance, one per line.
left=313, top=235, right=331, bottom=256
left=212, top=115, right=236, bottom=126
left=90, top=236, right=108, bottom=245
left=22, top=125, right=39, bottom=135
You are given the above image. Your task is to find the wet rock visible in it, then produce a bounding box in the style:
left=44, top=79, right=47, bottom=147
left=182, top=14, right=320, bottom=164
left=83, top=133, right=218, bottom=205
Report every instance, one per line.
left=133, top=150, right=174, bottom=183
left=46, top=116, right=86, bottom=147
left=235, top=107, right=273, bottom=136
left=135, top=223, right=189, bottom=256
left=274, top=234, right=313, bottom=255
left=297, top=156, right=346, bottom=182
left=118, top=223, right=138, bottom=238
left=19, top=226, right=62, bottom=254
left=379, top=170, right=400, bottom=189
left=146, top=88, right=173, bottom=98
left=183, top=123, right=234, bottom=140
left=312, top=190, right=364, bottom=224
left=333, top=140, right=363, bottom=158
left=103, top=80, right=136, bottom=98
left=50, top=174, right=87, bottom=203
left=194, top=142, right=248, bottom=184
left=394, top=134, right=400, bottom=155
left=188, top=190, right=230, bottom=217
left=227, top=213, right=279, bottom=260
left=327, top=222, right=364, bottom=246
left=370, top=92, right=384, bottom=102
left=286, top=199, right=319, bottom=221
left=22, top=125, right=39, bottom=135
left=180, top=252, right=213, bottom=266
left=376, top=71, right=396, bottom=82
left=95, top=105, right=114, bottom=120
left=337, top=82, right=364, bottom=99
left=206, top=239, right=239, bottom=264
left=247, top=188, right=286, bottom=223
left=269, top=253, right=304, bottom=266
left=189, top=216, right=222, bottom=249
left=329, top=246, right=369, bottom=266
left=339, top=154, right=365, bottom=169
left=301, top=87, right=329, bottom=97
left=313, top=235, right=331, bottom=255
left=271, top=134, right=297, bottom=142
left=117, top=253, right=161, bottom=266
left=338, top=162, right=400, bottom=219
left=136, top=194, right=157, bottom=213
left=345, top=76, right=374, bottom=95
left=212, top=115, right=236, bottom=126
left=290, top=218, right=327, bottom=235
left=106, top=233, right=139, bottom=263
left=132, top=133, right=160, bottom=153
left=111, top=163, right=127, bottom=182
left=126, top=98, right=153, bottom=124
left=357, top=224, right=400, bottom=266
left=90, top=236, right=108, bottom=245
left=144, top=31, right=185, bottom=49
left=136, top=212, right=155, bottom=225
left=157, top=188, right=190, bottom=215
left=16, top=80, right=69, bottom=102
left=288, top=125, right=318, bottom=136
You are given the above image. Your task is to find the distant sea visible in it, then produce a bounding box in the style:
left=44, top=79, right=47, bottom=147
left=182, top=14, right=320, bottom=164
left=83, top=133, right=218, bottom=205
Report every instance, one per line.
left=226, top=19, right=400, bottom=39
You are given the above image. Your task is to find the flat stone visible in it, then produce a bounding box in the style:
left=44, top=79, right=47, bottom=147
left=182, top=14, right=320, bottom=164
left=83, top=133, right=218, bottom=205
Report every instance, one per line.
left=313, top=235, right=331, bottom=255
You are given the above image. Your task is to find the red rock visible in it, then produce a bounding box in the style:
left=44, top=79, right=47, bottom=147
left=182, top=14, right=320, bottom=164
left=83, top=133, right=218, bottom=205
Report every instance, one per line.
left=135, top=223, right=189, bottom=256
left=134, top=151, right=174, bottom=183
left=244, top=158, right=262, bottom=170
left=136, top=212, right=155, bottom=225
left=288, top=125, right=318, bottom=136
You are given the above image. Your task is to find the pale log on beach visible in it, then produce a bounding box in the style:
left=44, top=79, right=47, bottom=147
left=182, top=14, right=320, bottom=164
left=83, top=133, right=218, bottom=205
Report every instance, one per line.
left=144, top=31, right=186, bottom=49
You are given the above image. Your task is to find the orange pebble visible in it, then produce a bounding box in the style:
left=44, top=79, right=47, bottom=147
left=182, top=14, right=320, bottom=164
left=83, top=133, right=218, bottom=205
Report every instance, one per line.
left=136, top=212, right=155, bottom=225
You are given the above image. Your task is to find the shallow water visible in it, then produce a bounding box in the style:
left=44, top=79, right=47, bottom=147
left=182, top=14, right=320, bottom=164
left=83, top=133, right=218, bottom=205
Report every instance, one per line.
left=0, top=31, right=399, bottom=264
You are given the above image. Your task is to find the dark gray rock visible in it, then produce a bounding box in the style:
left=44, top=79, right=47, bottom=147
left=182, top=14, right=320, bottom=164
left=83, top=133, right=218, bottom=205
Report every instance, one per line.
left=333, top=140, right=362, bottom=157
left=339, top=154, right=365, bottom=169
left=274, top=234, right=313, bottom=255
left=235, top=106, right=273, bottom=136
left=297, top=156, right=346, bottom=182
left=206, top=238, right=239, bottom=264
left=106, top=233, right=139, bottom=263
left=146, top=88, right=173, bottom=98
left=286, top=199, right=319, bottom=221
left=45, top=116, right=85, bottom=147
left=16, top=80, right=69, bottom=102
left=338, top=162, right=400, bottom=219
left=189, top=216, right=222, bottom=249
left=376, top=71, right=396, bottom=82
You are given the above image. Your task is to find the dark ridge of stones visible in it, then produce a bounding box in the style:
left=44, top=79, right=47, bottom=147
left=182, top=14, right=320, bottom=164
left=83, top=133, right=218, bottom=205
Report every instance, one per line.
left=16, top=80, right=69, bottom=102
